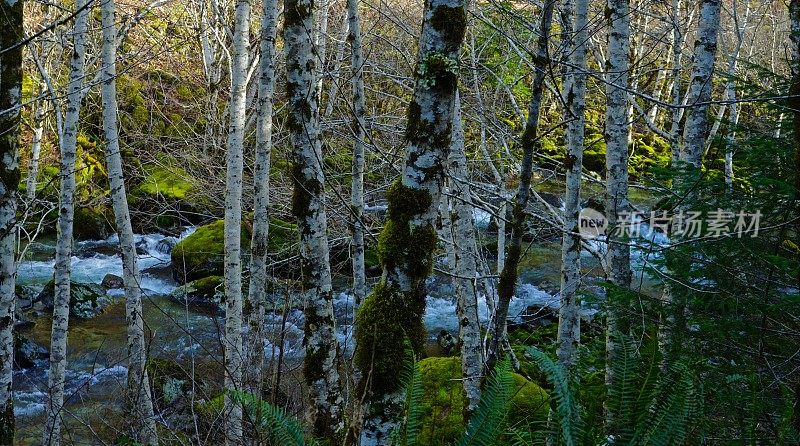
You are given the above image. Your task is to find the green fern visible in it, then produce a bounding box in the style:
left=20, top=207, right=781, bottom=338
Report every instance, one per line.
left=527, top=348, right=582, bottom=446
left=456, top=357, right=515, bottom=446
left=230, top=390, right=317, bottom=446
left=396, top=339, right=424, bottom=446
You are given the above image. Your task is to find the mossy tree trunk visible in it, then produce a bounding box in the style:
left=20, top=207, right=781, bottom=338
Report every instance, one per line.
left=0, top=0, right=22, bottom=441
left=354, top=0, right=467, bottom=443
left=485, top=0, right=554, bottom=372
left=284, top=0, right=345, bottom=439
left=44, top=0, right=89, bottom=442
left=244, top=0, right=278, bottom=399
left=348, top=0, right=367, bottom=308
left=100, top=0, right=158, bottom=442
left=223, top=0, right=250, bottom=442
left=603, top=0, right=631, bottom=435
left=556, top=0, right=587, bottom=371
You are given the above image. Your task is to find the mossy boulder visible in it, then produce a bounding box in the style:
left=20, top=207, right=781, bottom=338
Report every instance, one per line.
left=73, top=205, right=114, bottom=241
left=170, top=218, right=297, bottom=283
left=169, top=275, right=223, bottom=310
left=415, top=356, right=549, bottom=445
left=147, top=357, right=190, bottom=405
left=36, top=279, right=113, bottom=319
left=171, top=220, right=241, bottom=282
left=136, top=165, right=194, bottom=201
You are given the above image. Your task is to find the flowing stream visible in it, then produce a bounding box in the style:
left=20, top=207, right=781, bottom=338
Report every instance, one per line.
left=13, top=227, right=563, bottom=423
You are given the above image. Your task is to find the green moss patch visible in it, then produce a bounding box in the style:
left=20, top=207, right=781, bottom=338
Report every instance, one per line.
left=137, top=165, right=194, bottom=200
left=415, top=356, right=549, bottom=445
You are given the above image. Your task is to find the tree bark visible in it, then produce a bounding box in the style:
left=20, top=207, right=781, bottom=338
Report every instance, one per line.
left=223, top=0, right=250, bottom=442
left=556, top=0, right=587, bottom=370
left=100, top=0, right=159, bottom=442
left=284, top=0, right=345, bottom=439
left=485, top=0, right=554, bottom=372
left=0, top=0, right=22, bottom=440
left=681, top=0, right=722, bottom=167
left=354, top=1, right=467, bottom=443
left=43, top=0, right=89, bottom=442
left=244, top=0, right=278, bottom=399
left=348, top=0, right=367, bottom=308
left=660, top=0, right=721, bottom=371
left=668, top=0, right=686, bottom=164
left=448, top=92, right=483, bottom=411
left=604, top=0, right=631, bottom=434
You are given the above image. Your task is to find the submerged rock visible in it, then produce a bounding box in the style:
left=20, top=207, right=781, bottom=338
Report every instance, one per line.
left=169, top=275, right=224, bottom=310
left=14, top=334, right=48, bottom=369
left=36, top=279, right=115, bottom=319
left=101, top=274, right=124, bottom=289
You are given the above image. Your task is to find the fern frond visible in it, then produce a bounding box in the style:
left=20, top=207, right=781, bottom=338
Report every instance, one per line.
left=230, top=390, right=314, bottom=446
left=527, top=348, right=582, bottom=446
left=457, top=357, right=514, bottom=446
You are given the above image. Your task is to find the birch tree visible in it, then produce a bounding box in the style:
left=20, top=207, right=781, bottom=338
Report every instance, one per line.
left=354, top=0, right=467, bottom=442
left=284, top=0, right=345, bottom=438
left=556, top=0, right=587, bottom=370
left=223, top=0, right=250, bottom=442
left=244, top=0, right=278, bottom=397
left=681, top=0, right=722, bottom=167
left=348, top=0, right=367, bottom=307
left=447, top=93, right=483, bottom=411
left=668, top=0, right=687, bottom=164
left=604, top=0, right=632, bottom=433
left=660, top=0, right=721, bottom=369
left=43, top=0, right=89, bottom=442
left=485, top=0, right=555, bottom=371
left=100, top=0, right=158, bottom=442
left=0, top=0, right=22, bottom=440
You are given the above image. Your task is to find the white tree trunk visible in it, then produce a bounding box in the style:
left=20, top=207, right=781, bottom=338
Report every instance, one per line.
left=0, top=0, right=22, bottom=440
left=223, top=0, right=250, bottom=442
left=26, top=87, right=44, bottom=203
left=100, top=0, right=159, bottom=442
left=668, top=0, right=686, bottom=164
left=324, top=11, right=351, bottom=118
left=681, top=0, right=722, bottom=167
left=355, top=1, right=467, bottom=443
left=448, top=93, right=483, bottom=411
left=244, top=0, right=278, bottom=398
left=284, top=0, right=345, bottom=438
left=604, top=0, right=631, bottom=434
left=43, top=0, right=89, bottom=442
left=348, top=0, right=367, bottom=308
left=556, top=0, right=587, bottom=371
